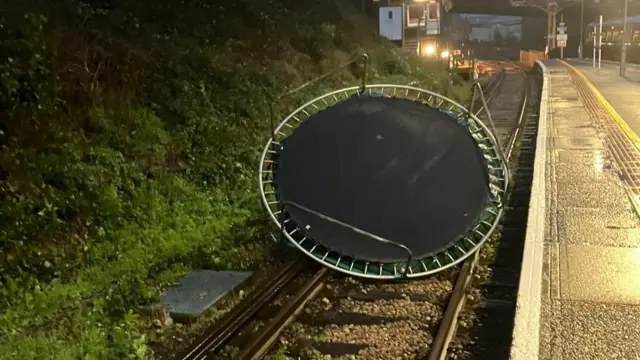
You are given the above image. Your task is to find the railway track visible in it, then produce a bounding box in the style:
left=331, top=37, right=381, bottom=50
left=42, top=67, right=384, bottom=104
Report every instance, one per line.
left=450, top=63, right=541, bottom=360
left=173, top=62, right=539, bottom=360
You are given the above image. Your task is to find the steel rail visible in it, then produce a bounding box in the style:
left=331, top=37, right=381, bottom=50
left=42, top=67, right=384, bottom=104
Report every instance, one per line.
left=235, top=268, right=329, bottom=360
left=174, top=258, right=307, bottom=360
left=424, top=63, right=530, bottom=360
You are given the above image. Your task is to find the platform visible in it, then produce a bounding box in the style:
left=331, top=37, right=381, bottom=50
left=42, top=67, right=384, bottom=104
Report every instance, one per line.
left=511, top=59, right=640, bottom=360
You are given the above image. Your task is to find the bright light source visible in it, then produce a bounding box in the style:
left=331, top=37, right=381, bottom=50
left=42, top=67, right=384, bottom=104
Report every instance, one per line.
left=424, top=45, right=435, bottom=55
left=441, top=50, right=449, bottom=58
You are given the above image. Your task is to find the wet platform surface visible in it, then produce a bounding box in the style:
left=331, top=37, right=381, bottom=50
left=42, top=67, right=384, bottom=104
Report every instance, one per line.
left=534, top=60, right=640, bottom=360
left=565, top=59, right=640, bottom=137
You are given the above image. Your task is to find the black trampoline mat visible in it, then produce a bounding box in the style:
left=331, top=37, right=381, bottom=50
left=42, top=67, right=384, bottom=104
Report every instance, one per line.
left=276, top=96, right=490, bottom=263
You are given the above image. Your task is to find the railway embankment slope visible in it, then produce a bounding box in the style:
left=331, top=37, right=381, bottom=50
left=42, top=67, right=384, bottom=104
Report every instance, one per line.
left=0, top=0, right=471, bottom=358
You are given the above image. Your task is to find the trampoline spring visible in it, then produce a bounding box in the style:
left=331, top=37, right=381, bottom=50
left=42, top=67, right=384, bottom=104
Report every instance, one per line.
left=436, top=98, right=444, bottom=107
left=298, top=237, right=308, bottom=245
left=293, top=116, right=302, bottom=122
left=420, top=261, right=428, bottom=272
left=268, top=201, right=278, bottom=205
left=283, top=219, right=290, bottom=224
left=277, top=131, right=286, bottom=136
left=284, top=123, right=294, bottom=129
left=264, top=160, right=274, bottom=164
left=447, top=105, right=455, bottom=111
left=393, top=265, right=397, bottom=276
left=267, top=150, right=277, bottom=154
left=321, top=251, right=330, bottom=261
left=262, top=180, right=273, bottom=184
left=274, top=210, right=282, bottom=215
left=335, top=257, right=342, bottom=266
left=379, top=266, right=383, bottom=276
left=332, top=94, right=339, bottom=102
left=455, top=245, right=466, bottom=254
left=407, top=265, right=414, bottom=274
left=349, top=261, right=355, bottom=271
left=321, top=98, right=329, bottom=106
left=364, top=262, right=370, bottom=274
left=309, top=245, right=317, bottom=253
left=264, top=191, right=275, bottom=195
left=445, top=252, right=455, bottom=262
left=463, top=237, right=476, bottom=247
left=311, top=103, right=320, bottom=110
left=289, top=228, right=298, bottom=235
left=301, top=109, right=310, bottom=116
left=473, top=229, right=485, bottom=237
left=393, top=88, right=397, bottom=95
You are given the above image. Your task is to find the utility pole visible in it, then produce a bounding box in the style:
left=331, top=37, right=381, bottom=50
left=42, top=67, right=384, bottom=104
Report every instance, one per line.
left=620, top=0, right=629, bottom=76
left=545, top=2, right=559, bottom=54
left=579, top=0, right=584, bottom=59
left=560, top=13, right=564, bottom=59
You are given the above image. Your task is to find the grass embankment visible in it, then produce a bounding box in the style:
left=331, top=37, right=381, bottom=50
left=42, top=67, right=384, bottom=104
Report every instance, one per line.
left=0, top=0, right=471, bottom=358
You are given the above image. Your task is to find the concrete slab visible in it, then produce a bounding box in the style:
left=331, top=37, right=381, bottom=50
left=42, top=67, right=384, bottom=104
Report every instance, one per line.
left=550, top=101, right=583, bottom=109
left=553, top=126, right=598, bottom=138
left=547, top=299, right=640, bottom=360
left=556, top=178, right=630, bottom=209
left=558, top=244, right=640, bottom=304
left=554, top=149, right=612, bottom=169
left=556, top=207, right=640, bottom=247
left=161, top=270, right=252, bottom=318
left=553, top=153, right=614, bottom=182
left=552, top=136, right=604, bottom=150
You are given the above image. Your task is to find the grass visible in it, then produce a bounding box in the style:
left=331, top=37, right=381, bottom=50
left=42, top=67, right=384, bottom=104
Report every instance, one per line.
left=0, top=0, right=472, bottom=358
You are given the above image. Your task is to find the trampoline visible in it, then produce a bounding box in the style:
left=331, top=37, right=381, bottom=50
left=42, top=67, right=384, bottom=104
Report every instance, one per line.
left=260, top=85, right=508, bottom=279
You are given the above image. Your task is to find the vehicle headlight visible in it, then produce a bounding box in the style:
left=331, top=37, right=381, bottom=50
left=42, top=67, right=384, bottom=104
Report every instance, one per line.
left=424, top=45, right=435, bottom=55
left=441, top=50, right=449, bottom=58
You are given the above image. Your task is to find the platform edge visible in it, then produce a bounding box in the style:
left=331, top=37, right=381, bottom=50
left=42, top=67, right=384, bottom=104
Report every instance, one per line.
left=558, top=59, right=640, bottom=152
left=509, top=59, right=548, bottom=360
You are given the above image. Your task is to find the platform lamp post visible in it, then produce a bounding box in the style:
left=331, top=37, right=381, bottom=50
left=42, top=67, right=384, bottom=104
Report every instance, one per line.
left=620, top=0, right=629, bottom=76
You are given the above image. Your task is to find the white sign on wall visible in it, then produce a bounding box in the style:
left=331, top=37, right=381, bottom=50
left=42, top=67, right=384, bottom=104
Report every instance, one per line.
left=379, top=6, right=403, bottom=41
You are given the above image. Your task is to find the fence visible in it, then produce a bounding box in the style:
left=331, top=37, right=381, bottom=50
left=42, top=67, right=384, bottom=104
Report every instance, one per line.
left=519, top=50, right=548, bottom=68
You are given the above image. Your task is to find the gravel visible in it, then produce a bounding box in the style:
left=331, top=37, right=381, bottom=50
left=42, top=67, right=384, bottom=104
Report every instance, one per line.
left=280, top=275, right=457, bottom=359
left=320, top=322, right=432, bottom=360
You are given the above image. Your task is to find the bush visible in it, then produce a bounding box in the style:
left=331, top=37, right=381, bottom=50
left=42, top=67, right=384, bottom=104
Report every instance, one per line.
left=0, top=0, right=471, bottom=358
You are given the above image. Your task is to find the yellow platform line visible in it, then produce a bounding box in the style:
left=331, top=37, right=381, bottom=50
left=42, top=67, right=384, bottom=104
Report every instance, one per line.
left=559, top=59, right=640, bottom=152
left=559, top=59, right=640, bottom=217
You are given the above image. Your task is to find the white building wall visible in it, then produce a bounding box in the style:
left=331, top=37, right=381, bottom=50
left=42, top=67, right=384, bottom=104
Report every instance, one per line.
left=378, top=7, right=403, bottom=41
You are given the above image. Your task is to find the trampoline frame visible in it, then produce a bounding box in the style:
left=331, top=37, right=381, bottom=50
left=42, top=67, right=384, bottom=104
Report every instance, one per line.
left=259, top=84, right=509, bottom=279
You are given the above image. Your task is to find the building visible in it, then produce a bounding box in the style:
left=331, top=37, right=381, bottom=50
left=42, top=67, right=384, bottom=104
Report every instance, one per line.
left=376, top=0, right=450, bottom=58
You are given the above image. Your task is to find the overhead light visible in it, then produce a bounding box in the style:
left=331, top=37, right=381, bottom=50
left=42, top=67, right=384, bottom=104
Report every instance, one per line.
left=441, top=50, right=450, bottom=58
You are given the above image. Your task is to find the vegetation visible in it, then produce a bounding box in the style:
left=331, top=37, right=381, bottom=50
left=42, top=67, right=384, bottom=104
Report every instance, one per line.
left=0, top=0, right=471, bottom=358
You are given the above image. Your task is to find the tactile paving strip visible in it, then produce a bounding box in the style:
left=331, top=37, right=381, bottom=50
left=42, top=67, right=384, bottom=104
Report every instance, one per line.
left=564, top=65, right=640, bottom=211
